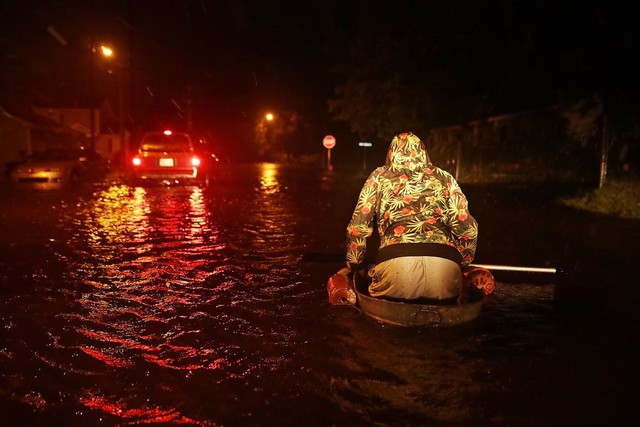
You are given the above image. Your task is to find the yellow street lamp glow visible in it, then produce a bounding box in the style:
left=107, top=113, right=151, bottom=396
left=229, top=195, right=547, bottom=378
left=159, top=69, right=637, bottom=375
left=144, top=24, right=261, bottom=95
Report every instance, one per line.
left=100, top=45, right=113, bottom=57
left=265, top=113, right=274, bottom=121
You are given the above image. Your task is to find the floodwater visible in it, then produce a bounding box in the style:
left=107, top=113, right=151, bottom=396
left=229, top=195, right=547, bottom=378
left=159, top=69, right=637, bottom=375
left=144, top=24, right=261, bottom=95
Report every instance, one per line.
left=1, top=163, right=638, bottom=426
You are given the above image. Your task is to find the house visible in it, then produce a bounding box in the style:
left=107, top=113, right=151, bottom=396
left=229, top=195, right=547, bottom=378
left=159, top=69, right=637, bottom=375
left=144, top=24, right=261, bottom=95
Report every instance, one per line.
left=35, top=106, right=126, bottom=165
left=424, top=106, right=600, bottom=184
left=0, top=105, right=85, bottom=179
left=0, top=104, right=127, bottom=179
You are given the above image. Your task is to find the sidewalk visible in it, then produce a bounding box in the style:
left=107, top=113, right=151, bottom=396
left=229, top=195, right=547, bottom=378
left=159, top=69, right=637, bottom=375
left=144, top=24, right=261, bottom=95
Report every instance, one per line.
left=467, top=184, right=640, bottom=320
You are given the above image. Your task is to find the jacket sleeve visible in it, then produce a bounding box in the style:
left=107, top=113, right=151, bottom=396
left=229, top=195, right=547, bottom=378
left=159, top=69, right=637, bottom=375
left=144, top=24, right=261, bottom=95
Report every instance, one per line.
left=444, top=177, right=478, bottom=266
left=346, top=171, right=379, bottom=268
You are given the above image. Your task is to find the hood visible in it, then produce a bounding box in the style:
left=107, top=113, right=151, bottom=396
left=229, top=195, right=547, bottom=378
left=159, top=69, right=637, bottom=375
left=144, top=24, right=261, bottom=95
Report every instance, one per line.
left=384, top=132, right=431, bottom=172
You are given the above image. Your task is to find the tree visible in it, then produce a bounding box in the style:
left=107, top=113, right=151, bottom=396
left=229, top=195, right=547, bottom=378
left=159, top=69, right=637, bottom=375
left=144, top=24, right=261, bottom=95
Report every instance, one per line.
left=326, top=0, right=640, bottom=150
left=253, top=110, right=307, bottom=161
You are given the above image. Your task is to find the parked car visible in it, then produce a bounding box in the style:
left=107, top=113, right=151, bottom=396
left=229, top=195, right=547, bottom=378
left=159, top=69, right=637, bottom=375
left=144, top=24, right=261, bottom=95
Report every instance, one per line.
left=130, top=130, right=217, bottom=186
left=9, top=148, right=109, bottom=189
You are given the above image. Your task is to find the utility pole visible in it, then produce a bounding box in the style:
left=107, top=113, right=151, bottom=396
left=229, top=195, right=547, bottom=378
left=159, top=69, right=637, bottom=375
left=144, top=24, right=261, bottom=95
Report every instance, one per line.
left=599, top=114, right=608, bottom=189
left=89, top=38, right=95, bottom=150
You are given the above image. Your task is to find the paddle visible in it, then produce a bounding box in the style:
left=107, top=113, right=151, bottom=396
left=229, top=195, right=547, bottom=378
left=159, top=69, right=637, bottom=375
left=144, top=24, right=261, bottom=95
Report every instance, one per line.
left=302, top=252, right=560, bottom=275
left=469, top=263, right=557, bottom=274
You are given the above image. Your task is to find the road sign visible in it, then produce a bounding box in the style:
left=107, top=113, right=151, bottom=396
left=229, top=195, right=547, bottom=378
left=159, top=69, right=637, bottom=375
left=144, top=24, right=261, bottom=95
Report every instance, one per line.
left=323, top=135, right=336, bottom=149
left=359, top=142, right=372, bottom=171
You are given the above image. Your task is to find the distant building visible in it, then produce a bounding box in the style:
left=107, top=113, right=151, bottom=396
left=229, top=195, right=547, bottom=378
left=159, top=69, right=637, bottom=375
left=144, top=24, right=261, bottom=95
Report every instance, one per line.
left=0, top=105, right=85, bottom=179
left=424, top=106, right=600, bottom=184
left=0, top=103, right=127, bottom=180
left=34, top=105, right=125, bottom=164
left=34, top=107, right=95, bottom=137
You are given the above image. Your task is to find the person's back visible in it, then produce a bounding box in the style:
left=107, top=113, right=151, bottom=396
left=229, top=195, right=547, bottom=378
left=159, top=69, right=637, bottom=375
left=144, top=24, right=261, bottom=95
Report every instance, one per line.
left=346, top=132, right=478, bottom=300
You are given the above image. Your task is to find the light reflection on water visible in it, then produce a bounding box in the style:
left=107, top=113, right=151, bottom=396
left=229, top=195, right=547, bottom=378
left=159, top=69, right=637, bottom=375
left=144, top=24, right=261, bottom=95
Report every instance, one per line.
left=259, top=162, right=281, bottom=194
left=0, top=165, right=637, bottom=425
left=0, top=168, right=315, bottom=423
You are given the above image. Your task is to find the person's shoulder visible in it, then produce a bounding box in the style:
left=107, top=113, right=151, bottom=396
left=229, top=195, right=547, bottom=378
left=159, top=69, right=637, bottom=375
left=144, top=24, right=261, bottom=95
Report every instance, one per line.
left=430, top=165, right=455, bottom=181
left=368, top=166, right=387, bottom=179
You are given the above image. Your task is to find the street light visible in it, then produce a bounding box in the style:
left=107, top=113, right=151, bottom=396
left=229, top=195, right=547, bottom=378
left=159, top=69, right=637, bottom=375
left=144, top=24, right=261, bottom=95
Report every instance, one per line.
left=100, top=45, right=113, bottom=57
left=89, top=43, right=114, bottom=151
left=98, top=44, right=127, bottom=168
left=261, top=112, right=276, bottom=159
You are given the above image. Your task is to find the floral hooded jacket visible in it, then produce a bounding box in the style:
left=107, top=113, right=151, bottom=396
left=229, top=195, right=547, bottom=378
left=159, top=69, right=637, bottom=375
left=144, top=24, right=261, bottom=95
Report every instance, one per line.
left=346, top=132, right=478, bottom=267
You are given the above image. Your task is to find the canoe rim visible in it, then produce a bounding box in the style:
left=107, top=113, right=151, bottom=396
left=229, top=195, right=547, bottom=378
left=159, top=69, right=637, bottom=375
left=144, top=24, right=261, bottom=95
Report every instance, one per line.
left=355, top=288, right=483, bottom=327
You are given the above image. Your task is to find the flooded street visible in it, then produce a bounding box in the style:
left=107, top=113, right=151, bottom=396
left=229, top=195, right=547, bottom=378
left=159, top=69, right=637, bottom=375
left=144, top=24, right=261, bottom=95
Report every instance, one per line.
left=1, top=163, right=639, bottom=426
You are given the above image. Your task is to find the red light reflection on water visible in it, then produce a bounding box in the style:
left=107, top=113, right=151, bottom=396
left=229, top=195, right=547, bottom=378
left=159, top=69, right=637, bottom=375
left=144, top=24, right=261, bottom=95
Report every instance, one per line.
left=89, top=183, right=215, bottom=249
left=72, top=184, right=224, bottom=372
left=81, top=395, right=199, bottom=424
left=78, top=346, right=135, bottom=368
left=90, top=184, right=215, bottom=265
left=78, top=328, right=157, bottom=352
left=142, top=346, right=226, bottom=371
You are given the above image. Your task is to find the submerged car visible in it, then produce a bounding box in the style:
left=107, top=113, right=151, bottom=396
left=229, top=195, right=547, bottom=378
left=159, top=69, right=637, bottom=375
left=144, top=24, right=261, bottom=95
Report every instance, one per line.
left=130, top=130, right=216, bottom=186
left=9, top=148, right=109, bottom=189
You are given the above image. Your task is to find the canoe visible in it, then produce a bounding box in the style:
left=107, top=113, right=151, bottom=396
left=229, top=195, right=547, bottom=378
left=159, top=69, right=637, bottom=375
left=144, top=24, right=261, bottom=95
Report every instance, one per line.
left=354, top=282, right=484, bottom=327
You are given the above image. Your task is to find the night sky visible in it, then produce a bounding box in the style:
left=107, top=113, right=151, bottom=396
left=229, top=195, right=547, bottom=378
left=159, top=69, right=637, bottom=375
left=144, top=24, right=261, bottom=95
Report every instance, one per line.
left=1, top=0, right=639, bottom=161
left=0, top=0, right=335, bottom=155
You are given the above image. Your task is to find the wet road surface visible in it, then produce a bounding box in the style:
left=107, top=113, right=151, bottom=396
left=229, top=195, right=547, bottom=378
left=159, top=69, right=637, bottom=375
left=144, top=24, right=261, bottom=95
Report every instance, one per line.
left=1, top=163, right=639, bottom=425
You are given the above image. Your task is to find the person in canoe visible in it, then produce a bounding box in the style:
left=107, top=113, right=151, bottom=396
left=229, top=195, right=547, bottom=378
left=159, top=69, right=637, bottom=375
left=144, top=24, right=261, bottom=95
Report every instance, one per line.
left=345, top=132, right=482, bottom=303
